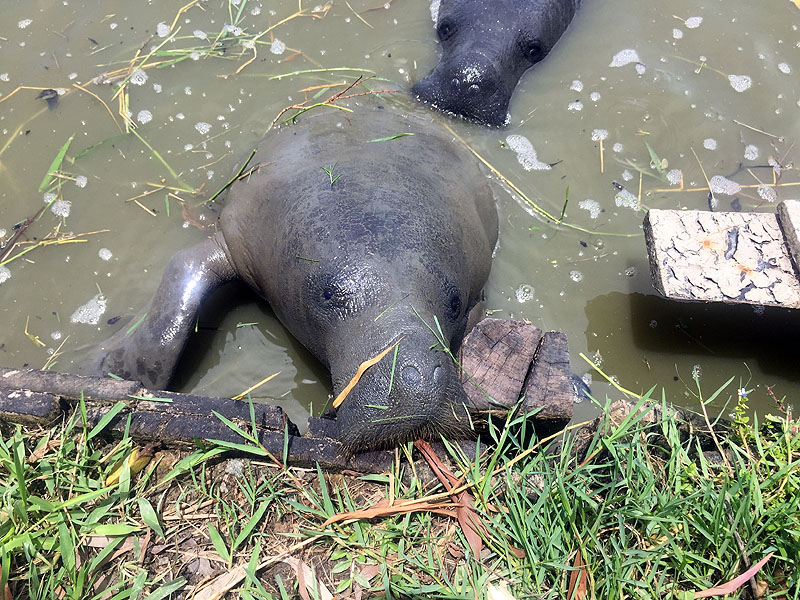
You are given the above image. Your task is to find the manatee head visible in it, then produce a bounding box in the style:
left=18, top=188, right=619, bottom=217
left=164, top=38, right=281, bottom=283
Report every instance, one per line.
left=298, top=256, right=477, bottom=454
left=412, top=0, right=580, bottom=126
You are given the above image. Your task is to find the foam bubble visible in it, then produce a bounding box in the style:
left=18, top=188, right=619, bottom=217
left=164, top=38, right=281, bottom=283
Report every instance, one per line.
left=75, top=175, right=87, bottom=188
left=70, top=294, right=107, bottom=324
left=778, top=62, right=791, bottom=74
left=156, top=22, right=170, bottom=37
left=667, top=169, right=682, bottom=185
left=757, top=184, right=777, bottom=202
left=0, top=266, right=10, bottom=284
left=591, top=129, right=608, bottom=141
left=709, top=175, right=742, bottom=195
left=567, top=100, right=583, bottom=111
left=673, top=28, right=683, bottom=39
left=51, top=199, right=71, bottom=217
left=615, top=189, right=640, bottom=210
left=515, top=284, right=535, bottom=303
left=569, top=270, right=583, bottom=283
left=703, top=138, right=717, bottom=150
left=18, top=19, right=33, bottom=29
left=609, top=49, right=640, bottom=67
left=137, top=109, right=153, bottom=124
left=685, top=16, right=703, bottom=28
left=570, top=79, right=583, bottom=92
left=270, top=39, right=286, bottom=54
left=590, top=91, right=601, bottom=102
left=744, top=144, right=759, bottom=160
left=429, top=0, right=440, bottom=21
left=193, top=29, right=207, bottom=40
left=98, top=248, right=113, bottom=261
left=130, top=69, right=148, bottom=86
left=579, top=199, right=601, bottom=219
left=505, top=135, right=551, bottom=171
left=728, top=74, right=752, bottom=92
left=195, top=122, right=212, bottom=134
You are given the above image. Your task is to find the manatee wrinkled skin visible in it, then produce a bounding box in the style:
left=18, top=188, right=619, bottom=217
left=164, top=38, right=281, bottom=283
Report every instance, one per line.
left=93, top=100, right=499, bottom=453
left=413, top=0, right=581, bottom=126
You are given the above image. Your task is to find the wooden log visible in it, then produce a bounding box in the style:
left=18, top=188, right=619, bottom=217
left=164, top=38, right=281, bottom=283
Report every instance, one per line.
left=459, top=318, right=543, bottom=410
left=644, top=206, right=800, bottom=308
left=522, top=331, right=574, bottom=428
left=0, top=317, right=576, bottom=472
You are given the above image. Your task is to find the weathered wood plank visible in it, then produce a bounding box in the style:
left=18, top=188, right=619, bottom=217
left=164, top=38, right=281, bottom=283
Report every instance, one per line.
left=522, top=331, right=574, bottom=427
left=459, top=318, right=543, bottom=410
left=777, top=199, right=800, bottom=275
left=644, top=206, right=800, bottom=308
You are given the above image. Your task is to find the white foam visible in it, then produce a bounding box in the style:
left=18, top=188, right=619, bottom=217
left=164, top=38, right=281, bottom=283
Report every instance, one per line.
left=70, top=294, right=107, bottom=325
left=728, top=74, right=752, bottom=92
left=579, top=199, right=601, bottom=219
left=569, top=270, right=583, bottom=282
left=778, top=62, right=791, bottom=74
left=744, top=144, right=759, bottom=160
left=51, top=199, right=71, bottom=217
left=609, top=49, right=640, bottom=68
left=137, top=110, right=153, bottom=124
left=591, top=129, right=608, bottom=141
left=429, top=0, right=440, bottom=22
left=757, top=184, right=777, bottom=202
left=98, top=248, right=113, bottom=261
left=75, top=175, right=87, bottom=188
left=505, top=135, right=551, bottom=171
left=567, top=100, right=583, bottom=111
left=667, top=169, right=682, bottom=185
left=193, top=29, right=207, bottom=40
left=709, top=175, right=742, bottom=195
left=156, top=22, right=170, bottom=37
left=703, top=138, right=717, bottom=150
left=515, top=284, right=534, bottom=303
left=615, top=188, right=640, bottom=210
left=18, top=19, right=33, bottom=29
left=673, top=29, right=683, bottom=40
left=0, top=266, right=10, bottom=284
left=129, top=69, right=148, bottom=86
left=195, top=122, right=211, bottom=134
left=570, top=80, right=583, bottom=92
left=685, top=16, right=703, bottom=28
left=270, top=39, right=286, bottom=55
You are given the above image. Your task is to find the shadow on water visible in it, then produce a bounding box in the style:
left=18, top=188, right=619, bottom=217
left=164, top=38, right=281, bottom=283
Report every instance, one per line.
left=584, top=292, right=800, bottom=414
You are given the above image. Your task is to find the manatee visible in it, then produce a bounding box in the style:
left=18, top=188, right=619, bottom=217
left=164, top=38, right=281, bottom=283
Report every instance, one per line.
left=93, top=99, right=499, bottom=452
left=413, top=0, right=581, bottom=126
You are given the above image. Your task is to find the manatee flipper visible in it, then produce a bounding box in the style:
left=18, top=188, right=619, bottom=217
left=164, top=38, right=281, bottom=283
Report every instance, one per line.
left=93, top=232, right=238, bottom=389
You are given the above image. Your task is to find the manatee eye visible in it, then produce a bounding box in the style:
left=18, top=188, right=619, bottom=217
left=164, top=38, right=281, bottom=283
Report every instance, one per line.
left=322, top=287, right=334, bottom=300
left=527, top=41, right=544, bottom=62
left=436, top=20, right=455, bottom=41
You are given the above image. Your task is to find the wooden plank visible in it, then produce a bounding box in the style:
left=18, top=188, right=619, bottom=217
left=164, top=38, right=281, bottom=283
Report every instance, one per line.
left=777, top=199, right=800, bottom=275
left=644, top=207, right=800, bottom=308
left=459, top=318, right=543, bottom=410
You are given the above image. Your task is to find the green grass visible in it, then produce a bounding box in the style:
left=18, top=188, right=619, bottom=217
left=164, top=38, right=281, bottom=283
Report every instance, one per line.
left=0, top=384, right=797, bottom=599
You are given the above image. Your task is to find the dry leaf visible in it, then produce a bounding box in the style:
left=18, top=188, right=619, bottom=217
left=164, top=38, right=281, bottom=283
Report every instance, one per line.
left=566, top=550, right=588, bottom=600
left=487, top=582, right=517, bottom=600
left=282, top=557, right=333, bottom=600
left=333, top=337, right=404, bottom=408
left=695, top=552, right=774, bottom=598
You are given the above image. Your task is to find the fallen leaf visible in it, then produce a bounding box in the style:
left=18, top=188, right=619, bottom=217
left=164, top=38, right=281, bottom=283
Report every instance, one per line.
left=415, top=440, right=491, bottom=559
left=323, top=497, right=459, bottom=526
left=695, top=552, right=774, bottom=598
left=487, top=582, right=516, bottom=600
left=333, top=337, right=404, bottom=408
left=566, top=549, right=588, bottom=600
left=282, top=557, right=333, bottom=600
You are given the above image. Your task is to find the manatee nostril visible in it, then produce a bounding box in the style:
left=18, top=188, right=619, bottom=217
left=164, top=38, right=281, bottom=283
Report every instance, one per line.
left=401, top=365, right=421, bottom=385
left=467, top=84, right=481, bottom=96
left=451, top=77, right=460, bottom=89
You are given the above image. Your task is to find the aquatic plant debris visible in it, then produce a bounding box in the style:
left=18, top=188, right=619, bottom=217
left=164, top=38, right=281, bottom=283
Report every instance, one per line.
left=70, top=294, right=107, bottom=325
left=505, top=135, right=551, bottom=171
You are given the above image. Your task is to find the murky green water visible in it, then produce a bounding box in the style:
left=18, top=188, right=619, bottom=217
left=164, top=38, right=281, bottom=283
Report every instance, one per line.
left=1, top=0, right=799, bottom=425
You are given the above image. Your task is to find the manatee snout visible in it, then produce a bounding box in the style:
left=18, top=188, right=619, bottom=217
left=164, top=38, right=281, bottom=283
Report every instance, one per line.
left=412, top=54, right=512, bottom=127
left=333, top=334, right=471, bottom=453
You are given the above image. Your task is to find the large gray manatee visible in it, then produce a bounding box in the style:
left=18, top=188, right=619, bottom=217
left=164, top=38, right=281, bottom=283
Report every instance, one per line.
left=93, top=99, right=499, bottom=452
left=413, top=0, right=581, bottom=126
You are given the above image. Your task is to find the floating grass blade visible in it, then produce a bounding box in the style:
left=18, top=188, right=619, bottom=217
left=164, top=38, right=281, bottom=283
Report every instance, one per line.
left=38, top=136, right=74, bottom=193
